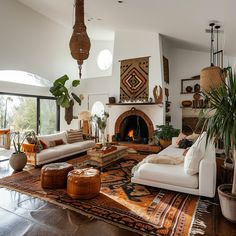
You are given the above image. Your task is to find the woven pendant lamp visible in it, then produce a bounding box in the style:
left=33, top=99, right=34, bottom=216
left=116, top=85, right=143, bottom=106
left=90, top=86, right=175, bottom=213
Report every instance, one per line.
left=70, top=0, right=91, bottom=78
left=200, top=23, right=225, bottom=93
left=200, top=66, right=224, bottom=93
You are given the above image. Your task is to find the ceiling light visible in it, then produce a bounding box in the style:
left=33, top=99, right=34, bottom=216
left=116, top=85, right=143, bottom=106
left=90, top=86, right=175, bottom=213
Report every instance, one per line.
left=200, top=22, right=225, bottom=93
left=69, top=0, right=91, bottom=79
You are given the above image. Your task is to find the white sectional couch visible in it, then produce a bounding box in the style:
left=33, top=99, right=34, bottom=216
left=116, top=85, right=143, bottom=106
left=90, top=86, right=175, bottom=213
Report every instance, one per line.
left=24, top=131, right=95, bottom=166
left=131, top=133, right=217, bottom=198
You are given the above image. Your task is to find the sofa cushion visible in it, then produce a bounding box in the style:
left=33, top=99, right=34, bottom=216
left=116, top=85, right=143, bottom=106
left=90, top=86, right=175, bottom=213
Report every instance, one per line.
left=67, top=130, right=83, bottom=143
left=60, top=140, right=95, bottom=156
left=36, top=148, right=63, bottom=163
left=184, top=132, right=206, bottom=175
left=135, top=163, right=198, bottom=189
left=38, top=131, right=67, bottom=146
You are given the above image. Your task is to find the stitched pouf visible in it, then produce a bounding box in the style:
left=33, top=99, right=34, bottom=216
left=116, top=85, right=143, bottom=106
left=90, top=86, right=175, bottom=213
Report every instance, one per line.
left=41, top=162, right=74, bottom=189
left=67, top=168, right=101, bottom=199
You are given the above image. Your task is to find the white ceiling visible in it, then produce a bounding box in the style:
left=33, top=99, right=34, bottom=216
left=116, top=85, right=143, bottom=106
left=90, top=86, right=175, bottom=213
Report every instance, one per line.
left=17, top=0, right=236, bottom=56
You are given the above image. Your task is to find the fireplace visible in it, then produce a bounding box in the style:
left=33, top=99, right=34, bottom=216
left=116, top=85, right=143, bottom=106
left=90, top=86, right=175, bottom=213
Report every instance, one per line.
left=114, top=108, right=154, bottom=144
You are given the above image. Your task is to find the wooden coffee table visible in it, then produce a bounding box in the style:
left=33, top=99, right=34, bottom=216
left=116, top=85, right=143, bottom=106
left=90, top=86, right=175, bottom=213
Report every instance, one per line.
left=87, top=146, right=128, bottom=170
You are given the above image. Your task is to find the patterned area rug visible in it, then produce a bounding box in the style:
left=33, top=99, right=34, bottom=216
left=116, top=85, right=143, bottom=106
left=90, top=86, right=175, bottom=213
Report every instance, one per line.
left=0, top=154, right=203, bottom=236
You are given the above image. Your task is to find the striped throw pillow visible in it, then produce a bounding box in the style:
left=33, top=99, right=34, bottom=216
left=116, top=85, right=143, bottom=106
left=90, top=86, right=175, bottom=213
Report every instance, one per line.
left=67, top=130, right=83, bottom=143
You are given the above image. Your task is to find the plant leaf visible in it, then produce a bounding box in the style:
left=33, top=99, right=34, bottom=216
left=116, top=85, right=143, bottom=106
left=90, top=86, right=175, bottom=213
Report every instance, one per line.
left=72, top=80, right=80, bottom=87
left=53, top=75, right=69, bottom=86
left=71, top=93, right=81, bottom=105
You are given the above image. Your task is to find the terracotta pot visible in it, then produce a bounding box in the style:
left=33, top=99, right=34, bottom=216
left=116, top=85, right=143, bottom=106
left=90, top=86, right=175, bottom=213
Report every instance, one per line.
left=159, top=139, right=172, bottom=149
left=9, top=152, right=27, bottom=171
left=218, top=184, right=236, bottom=223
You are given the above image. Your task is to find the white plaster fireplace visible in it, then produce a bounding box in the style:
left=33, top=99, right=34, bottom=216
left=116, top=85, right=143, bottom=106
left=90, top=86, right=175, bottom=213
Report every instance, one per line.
left=107, top=104, right=164, bottom=142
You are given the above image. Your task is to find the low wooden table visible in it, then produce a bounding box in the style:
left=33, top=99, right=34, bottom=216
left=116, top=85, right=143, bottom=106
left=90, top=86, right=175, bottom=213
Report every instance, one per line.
left=87, top=146, right=128, bottom=169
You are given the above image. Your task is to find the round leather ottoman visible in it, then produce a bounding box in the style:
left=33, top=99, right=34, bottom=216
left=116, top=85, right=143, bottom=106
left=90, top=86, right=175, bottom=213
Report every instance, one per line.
left=67, top=168, right=101, bottom=199
left=41, top=162, right=74, bottom=189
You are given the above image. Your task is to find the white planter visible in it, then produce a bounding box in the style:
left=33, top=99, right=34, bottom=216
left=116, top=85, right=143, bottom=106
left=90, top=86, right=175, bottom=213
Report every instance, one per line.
left=218, top=184, right=236, bottom=223
left=9, top=152, right=27, bottom=171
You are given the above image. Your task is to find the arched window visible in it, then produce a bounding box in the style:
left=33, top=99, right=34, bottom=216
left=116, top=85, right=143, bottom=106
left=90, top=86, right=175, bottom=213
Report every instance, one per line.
left=91, top=101, right=105, bottom=117
left=97, top=49, right=113, bottom=71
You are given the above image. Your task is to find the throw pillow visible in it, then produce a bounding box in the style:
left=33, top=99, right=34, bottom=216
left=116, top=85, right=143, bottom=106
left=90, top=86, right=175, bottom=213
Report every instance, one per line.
left=55, top=139, right=65, bottom=146
left=34, top=139, right=43, bottom=153
left=176, top=133, right=187, bottom=146
left=40, top=140, right=48, bottom=149
left=178, top=139, right=193, bottom=149
left=184, top=132, right=207, bottom=176
left=67, top=130, right=83, bottom=143
left=49, top=140, right=56, bottom=147
left=186, top=132, right=200, bottom=143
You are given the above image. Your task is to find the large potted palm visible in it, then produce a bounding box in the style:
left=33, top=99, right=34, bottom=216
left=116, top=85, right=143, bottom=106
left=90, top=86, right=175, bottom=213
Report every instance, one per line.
left=200, top=67, right=236, bottom=222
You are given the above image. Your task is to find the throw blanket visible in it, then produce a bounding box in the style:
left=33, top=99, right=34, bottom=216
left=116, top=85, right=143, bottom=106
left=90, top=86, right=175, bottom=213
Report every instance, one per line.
left=132, top=153, right=184, bottom=174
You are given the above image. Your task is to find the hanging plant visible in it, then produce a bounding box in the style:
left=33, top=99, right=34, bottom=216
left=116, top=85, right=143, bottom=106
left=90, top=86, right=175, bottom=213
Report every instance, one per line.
left=50, top=75, right=83, bottom=124
left=49, top=74, right=82, bottom=108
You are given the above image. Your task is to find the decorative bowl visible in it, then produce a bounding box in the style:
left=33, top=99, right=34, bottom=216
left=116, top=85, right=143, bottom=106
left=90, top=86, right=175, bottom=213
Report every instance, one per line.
left=182, top=100, right=192, bottom=107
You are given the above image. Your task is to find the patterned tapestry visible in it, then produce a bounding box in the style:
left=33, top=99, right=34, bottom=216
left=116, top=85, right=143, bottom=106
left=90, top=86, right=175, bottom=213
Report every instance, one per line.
left=120, top=57, right=149, bottom=102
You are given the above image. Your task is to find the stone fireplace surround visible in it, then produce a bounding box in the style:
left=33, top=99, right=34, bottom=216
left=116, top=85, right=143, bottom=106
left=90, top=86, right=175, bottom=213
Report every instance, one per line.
left=107, top=104, right=164, bottom=142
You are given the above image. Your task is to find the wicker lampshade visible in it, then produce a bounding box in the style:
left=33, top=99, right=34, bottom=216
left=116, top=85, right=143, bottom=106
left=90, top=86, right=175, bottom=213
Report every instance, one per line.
left=200, top=66, right=224, bottom=93
left=69, top=0, right=91, bottom=78
left=79, top=111, right=91, bottom=121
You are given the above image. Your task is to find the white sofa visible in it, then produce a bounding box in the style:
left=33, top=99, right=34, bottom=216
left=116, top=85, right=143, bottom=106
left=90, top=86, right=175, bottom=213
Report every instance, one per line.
left=24, top=131, right=95, bottom=166
left=131, top=134, right=217, bottom=198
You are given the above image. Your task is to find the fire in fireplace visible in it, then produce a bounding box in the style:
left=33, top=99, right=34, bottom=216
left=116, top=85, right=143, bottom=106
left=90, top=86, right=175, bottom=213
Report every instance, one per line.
left=120, top=115, right=148, bottom=144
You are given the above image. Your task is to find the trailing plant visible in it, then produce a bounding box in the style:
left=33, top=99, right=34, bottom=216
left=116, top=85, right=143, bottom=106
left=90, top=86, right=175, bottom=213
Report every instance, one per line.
left=199, top=66, right=236, bottom=196
left=49, top=75, right=82, bottom=108
left=154, top=124, right=179, bottom=141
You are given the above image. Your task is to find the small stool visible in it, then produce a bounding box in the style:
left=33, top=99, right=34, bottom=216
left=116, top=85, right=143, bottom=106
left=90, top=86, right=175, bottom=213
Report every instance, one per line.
left=41, top=162, right=74, bottom=189
left=67, top=168, right=101, bottom=199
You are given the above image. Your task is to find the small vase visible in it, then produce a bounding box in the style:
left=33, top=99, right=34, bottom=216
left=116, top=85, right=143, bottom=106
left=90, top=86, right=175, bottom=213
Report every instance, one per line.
left=100, top=129, right=106, bottom=147
left=9, top=152, right=27, bottom=171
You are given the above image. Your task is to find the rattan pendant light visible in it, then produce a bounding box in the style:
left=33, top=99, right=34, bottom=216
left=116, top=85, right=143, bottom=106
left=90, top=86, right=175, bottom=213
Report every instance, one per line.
left=70, top=0, right=91, bottom=78
left=200, top=23, right=224, bottom=93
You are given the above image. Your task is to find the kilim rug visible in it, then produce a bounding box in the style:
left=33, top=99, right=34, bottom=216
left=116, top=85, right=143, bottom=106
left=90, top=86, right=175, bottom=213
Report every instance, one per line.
left=0, top=154, right=208, bottom=236
left=120, top=57, right=149, bottom=102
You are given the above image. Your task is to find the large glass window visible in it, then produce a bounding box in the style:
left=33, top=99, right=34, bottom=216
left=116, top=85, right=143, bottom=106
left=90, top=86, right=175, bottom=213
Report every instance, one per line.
left=0, top=93, right=59, bottom=134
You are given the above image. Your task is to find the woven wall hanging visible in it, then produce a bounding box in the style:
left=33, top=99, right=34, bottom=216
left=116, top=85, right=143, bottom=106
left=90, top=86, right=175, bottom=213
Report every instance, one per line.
left=120, top=56, right=149, bottom=102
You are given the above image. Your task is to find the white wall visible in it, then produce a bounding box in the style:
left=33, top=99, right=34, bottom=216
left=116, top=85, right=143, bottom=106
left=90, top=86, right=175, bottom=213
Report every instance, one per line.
left=0, top=0, right=82, bottom=131
left=84, top=40, right=114, bottom=79
left=167, top=47, right=236, bottom=130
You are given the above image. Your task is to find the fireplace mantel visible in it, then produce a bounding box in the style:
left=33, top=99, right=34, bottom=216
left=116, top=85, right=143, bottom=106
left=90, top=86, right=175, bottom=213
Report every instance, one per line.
left=106, top=103, right=163, bottom=106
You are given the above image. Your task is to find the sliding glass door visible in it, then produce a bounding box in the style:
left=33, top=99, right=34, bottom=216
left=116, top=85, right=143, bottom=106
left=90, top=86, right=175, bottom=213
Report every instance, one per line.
left=0, top=93, right=59, bottom=134
left=39, top=98, right=58, bottom=135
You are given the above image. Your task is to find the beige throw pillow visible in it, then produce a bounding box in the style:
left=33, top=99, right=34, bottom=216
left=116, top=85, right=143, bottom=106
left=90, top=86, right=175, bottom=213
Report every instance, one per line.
left=184, top=132, right=206, bottom=175
left=67, top=129, right=83, bottom=143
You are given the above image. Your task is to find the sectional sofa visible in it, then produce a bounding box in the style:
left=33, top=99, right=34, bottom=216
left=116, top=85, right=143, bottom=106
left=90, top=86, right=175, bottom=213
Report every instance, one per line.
left=23, top=131, right=95, bottom=166
left=131, top=132, right=217, bottom=198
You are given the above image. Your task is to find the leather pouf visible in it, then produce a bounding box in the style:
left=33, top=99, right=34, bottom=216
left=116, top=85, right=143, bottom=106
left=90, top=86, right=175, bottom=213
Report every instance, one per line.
left=41, top=162, right=74, bottom=189
left=67, top=168, right=101, bottom=200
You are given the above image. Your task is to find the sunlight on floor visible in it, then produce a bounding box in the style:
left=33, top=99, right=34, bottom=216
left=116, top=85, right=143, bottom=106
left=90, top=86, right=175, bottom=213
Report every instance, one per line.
left=0, top=147, right=13, bottom=162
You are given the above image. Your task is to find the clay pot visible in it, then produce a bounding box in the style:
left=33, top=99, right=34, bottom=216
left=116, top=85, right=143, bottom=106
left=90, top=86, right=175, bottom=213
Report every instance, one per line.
left=182, top=100, right=192, bottom=107
left=159, top=139, right=172, bottom=149
left=9, top=152, right=27, bottom=171
left=218, top=184, right=236, bottom=223
left=186, top=86, right=193, bottom=93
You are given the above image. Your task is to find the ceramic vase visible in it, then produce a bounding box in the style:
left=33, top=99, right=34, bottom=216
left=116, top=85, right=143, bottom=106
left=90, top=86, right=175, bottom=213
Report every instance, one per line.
left=9, top=152, right=27, bottom=171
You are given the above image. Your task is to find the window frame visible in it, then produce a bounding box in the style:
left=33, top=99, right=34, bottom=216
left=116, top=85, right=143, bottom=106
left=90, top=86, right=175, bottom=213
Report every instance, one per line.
left=0, top=91, right=60, bottom=134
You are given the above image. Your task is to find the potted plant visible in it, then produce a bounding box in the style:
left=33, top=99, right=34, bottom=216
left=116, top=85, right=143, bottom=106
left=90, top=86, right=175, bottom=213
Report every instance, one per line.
left=200, top=66, right=236, bottom=222
left=154, top=124, right=179, bottom=148
left=9, top=131, right=28, bottom=171
left=49, top=75, right=83, bottom=124
left=92, top=111, right=109, bottom=147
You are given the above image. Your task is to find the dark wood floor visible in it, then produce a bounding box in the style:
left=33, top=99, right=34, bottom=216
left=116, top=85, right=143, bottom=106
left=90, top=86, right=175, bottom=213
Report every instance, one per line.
left=0, top=159, right=235, bottom=236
